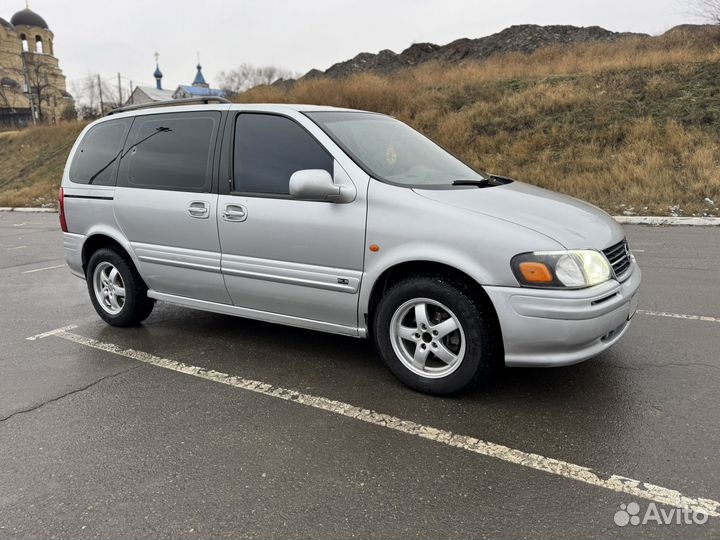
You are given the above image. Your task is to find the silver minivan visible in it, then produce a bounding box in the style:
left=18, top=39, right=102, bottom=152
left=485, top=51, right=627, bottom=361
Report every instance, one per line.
left=60, top=99, right=641, bottom=395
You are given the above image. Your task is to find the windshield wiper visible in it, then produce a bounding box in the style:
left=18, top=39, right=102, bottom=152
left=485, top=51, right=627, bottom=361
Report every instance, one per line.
left=452, top=176, right=511, bottom=188
left=452, top=179, right=492, bottom=187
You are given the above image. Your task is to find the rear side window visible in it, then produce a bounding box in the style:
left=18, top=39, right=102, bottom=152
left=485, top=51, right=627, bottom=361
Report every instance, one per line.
left=233, top=113, right=333, bottom=195
left=69, top=119, right=131, bottom=185
left=118, top=111, right=220, bottom=192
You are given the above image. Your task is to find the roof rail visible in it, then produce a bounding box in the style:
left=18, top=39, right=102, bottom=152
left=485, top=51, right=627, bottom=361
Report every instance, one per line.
left=106, top=96, right=231, bottom=116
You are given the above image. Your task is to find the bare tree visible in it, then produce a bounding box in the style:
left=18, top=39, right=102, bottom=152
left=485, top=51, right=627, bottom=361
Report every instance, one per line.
left=70, top=75, right=96, bottom=114
left=25, top=61, right=62, bottom=122
left=69, top=74, right=119, bottom=118
left=217, top=64, right=296, bottom=96
left=61, top=103, right=77, bottom=122
left=689, top=0, right=720, bottom=23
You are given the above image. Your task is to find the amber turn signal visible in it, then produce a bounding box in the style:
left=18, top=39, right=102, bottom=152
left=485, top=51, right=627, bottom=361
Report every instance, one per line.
left=369, top=244, right=380, bottom=252
left=518, top=261, right=553, bottom=283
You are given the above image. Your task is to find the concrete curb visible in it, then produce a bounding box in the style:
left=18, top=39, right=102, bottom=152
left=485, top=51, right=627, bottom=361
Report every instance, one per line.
left=0, top=207, right=57, bottom=213
left=1, top=207, right=719, bottom=225
left=613, top=216, right=720, bottom=226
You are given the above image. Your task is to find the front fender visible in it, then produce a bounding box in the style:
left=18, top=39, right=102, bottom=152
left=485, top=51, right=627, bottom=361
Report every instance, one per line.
left=358, top=180, right=564, bottom=332
left=357, top=243, right=497, bottom=321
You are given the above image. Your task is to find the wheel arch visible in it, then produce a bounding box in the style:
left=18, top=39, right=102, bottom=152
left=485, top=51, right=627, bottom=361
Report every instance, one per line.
left=81, top=228, right=138, bottom=275
left=363, top=260, right=502, bottom=344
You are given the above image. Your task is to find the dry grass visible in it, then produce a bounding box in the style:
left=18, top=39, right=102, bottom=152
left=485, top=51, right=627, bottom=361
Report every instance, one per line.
left=238, top=27, right=720, bottom=216
left=0, top=122, right=86, bottom=207
left=2, top=28, right=720, bottom=214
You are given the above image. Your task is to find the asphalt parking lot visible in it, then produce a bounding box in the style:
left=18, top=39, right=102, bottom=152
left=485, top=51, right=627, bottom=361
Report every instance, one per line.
left=0, top=212, right=718, bottom=539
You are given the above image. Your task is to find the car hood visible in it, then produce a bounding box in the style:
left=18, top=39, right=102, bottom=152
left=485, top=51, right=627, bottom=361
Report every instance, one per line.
left=413, top=181, right=624, bottom=250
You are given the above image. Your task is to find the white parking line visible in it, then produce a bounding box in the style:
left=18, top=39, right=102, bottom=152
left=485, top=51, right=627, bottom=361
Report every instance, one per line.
left=7, top=245, right=26, bottom=250
left=26, top=325, right=78, bottom=341
left=21, top=264, right=65, bottom=274
left=638, top=310, right=720, bottom=324
left=28, top=327, right=720, bottom=517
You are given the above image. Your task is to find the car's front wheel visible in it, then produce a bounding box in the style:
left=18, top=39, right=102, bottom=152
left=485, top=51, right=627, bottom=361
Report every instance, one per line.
left=373, top=275, right=500, bottom=395
left=86, top=247, right=155, bottom=327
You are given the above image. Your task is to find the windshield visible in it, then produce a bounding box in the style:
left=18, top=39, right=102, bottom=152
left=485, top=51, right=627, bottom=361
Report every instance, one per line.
left=306, top=111, right=486, bottom=186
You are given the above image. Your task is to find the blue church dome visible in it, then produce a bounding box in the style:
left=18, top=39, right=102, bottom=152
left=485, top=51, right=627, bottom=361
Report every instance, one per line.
left=193, top=64, right=207, bottom=86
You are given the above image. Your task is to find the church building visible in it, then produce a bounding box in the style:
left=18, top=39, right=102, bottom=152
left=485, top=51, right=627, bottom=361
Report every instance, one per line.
left=126, top=58, right=225, bottom=105
left=0, top=5, right=73, bottom=127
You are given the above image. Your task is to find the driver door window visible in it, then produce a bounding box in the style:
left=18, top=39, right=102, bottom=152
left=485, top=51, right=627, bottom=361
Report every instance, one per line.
left=233, top=113, right=333, bottom=196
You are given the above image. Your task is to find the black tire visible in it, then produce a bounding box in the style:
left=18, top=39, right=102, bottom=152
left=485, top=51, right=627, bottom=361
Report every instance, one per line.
left=373, top=275, right=500, bottom=395
left=86, top=247, right=155, bottom=327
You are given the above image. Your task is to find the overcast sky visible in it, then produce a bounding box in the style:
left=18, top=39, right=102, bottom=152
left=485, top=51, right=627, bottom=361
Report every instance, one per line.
left=4, top=0, right=698, bottom=92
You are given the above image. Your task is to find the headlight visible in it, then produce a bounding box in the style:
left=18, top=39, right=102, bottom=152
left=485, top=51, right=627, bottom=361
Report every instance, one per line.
left=511, top=250, right=612, bottom=289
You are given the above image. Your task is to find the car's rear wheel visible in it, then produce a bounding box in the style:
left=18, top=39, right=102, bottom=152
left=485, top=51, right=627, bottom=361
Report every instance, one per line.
left=374, top=275, right=500, bottom=395
left=86, top=248, right=155, bottom=326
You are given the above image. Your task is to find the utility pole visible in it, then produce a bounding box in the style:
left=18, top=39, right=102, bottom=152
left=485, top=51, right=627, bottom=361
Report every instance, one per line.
left=20, top=51, right=37, bottom=124
left=129, top=80, right=133, bottom=104
left=117, top=72, right=123, bottom=106
left=97, top=74, right=104, bottom=115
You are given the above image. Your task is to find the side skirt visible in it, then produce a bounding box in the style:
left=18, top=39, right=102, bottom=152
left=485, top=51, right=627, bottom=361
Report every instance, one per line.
left=147, top=289, right=367, bottom=338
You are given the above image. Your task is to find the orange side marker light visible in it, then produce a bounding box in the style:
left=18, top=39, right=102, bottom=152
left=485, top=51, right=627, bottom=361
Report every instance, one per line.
left=369, top=244, right=380, bottom=252
left=518, top=261, right=553, bottom=283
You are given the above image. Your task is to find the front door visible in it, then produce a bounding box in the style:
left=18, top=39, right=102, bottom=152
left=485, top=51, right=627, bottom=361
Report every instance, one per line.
left=216, top=112, right=367, bottom=333
left=114, top=110, right=231, bottom=304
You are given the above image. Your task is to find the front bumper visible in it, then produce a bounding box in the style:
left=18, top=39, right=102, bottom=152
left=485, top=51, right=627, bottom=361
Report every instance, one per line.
left=485, top=260, right=641, bottom=367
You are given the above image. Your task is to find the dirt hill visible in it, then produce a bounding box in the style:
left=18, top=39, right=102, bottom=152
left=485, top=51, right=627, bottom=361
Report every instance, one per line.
left=0, top=123, right=85, bottom=208
left=301, top=24, right=646, bottom=80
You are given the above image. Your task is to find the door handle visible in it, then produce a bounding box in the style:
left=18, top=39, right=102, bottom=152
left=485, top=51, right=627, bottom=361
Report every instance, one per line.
left=223, top=204, right=248, bottom=222
left=188, top=201, right=210, bottom=219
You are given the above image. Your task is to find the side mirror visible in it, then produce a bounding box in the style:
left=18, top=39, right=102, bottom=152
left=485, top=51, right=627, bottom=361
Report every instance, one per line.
left=289, top=169, right=354, bottom=203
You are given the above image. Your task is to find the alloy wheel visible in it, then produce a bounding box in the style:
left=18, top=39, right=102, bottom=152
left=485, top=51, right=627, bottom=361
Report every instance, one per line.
left=389, top=298, right=467, bottom=379
left=93, top=261, right=126, bottom=315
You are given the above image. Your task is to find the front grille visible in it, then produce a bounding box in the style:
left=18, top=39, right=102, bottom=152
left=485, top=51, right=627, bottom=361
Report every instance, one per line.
left=603, top=239, right=632, bottom=279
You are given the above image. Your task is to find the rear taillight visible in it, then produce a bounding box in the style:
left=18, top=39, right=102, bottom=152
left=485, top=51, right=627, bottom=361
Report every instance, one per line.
left=58, top=187, right=68, bottom=232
